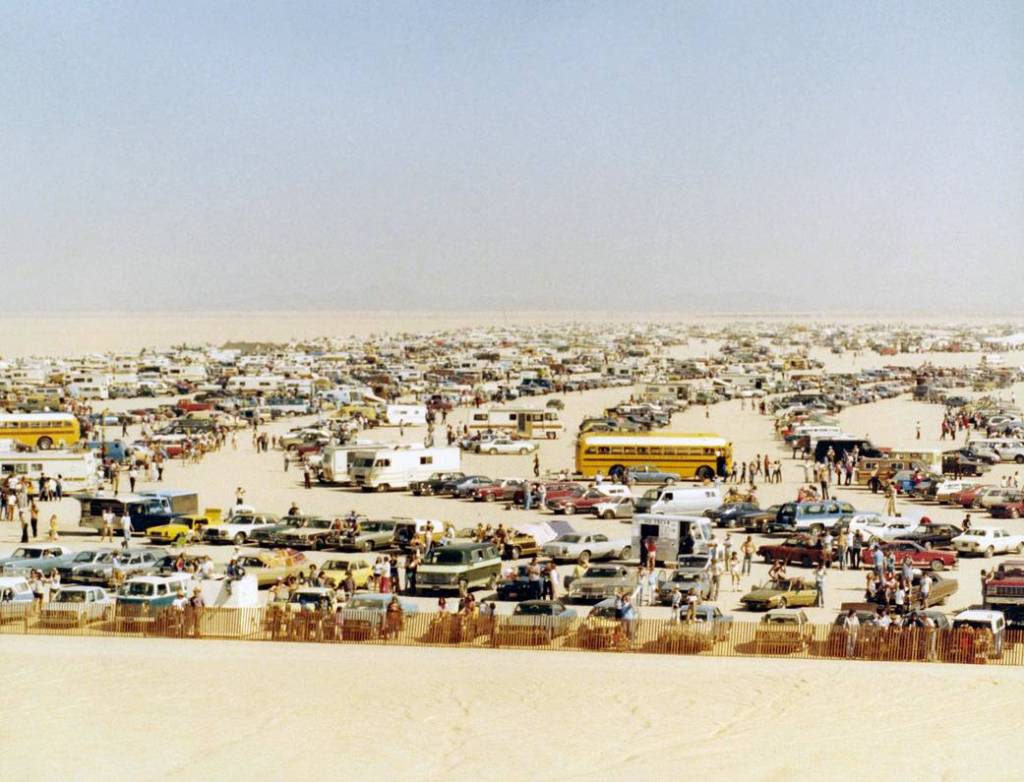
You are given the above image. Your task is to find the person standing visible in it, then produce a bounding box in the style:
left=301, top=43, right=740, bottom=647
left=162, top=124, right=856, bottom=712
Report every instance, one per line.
left=128, top=465, right=138, bottom=493
left=18, top=508, right=29, bottom=543
left=48, top=514, right=60, bottom=541
left=884, top=483, right=897, bottom=516
left=29, top=499, right=39, bottom=539
left=741, top=536, right=754, bottom=575
left=533, top=453, right=540, bottom=478
left=814, top=563, right=826, bottom=608
left=121, top=510, right=133, bottom=545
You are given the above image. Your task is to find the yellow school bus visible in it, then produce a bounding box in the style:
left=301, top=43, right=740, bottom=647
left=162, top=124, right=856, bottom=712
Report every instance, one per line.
left=0, top=413, right=81, bottom=449
left=575, top=432, right=733, bottom=481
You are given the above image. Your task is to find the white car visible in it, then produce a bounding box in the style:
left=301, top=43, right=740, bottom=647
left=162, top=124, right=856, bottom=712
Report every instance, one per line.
left=980, top=488, right=1024, bottom=510
left=39, top=586, right=113, bottom=627
left=934, top=480, right=977, bottom=504
left=591, top=496, right=634, bottom=520
left=203, top=509, right=281, bottom=545
left=951, top=527, right=1024, bottom=557
left=476, top=438, right=538, bottom=455
left=847, top=513, right=919, bottom=542
left=541, top=533, right=632, bottom=562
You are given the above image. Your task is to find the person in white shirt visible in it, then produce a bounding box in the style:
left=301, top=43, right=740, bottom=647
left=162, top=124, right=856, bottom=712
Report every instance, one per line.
left=121, top=511, right=133, bottom=544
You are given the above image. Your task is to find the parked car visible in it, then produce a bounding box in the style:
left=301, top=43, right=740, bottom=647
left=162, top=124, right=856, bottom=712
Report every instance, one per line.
left=320, top=558, right=374, bottom=589
left=414, top=543, right=502, bottom=594
left=233, top=550, right=308, bottom=587
left=327, top=520, right=398, bottom=552
left=757, top=535, right=829, bottom=568
left=566, top=564, right=639, bottom=604
left=339, top=592, right=418, bottom=640
left=706, top=502, right=760, bottom=529
left=495, top=600, right=578, bottom=644
left=893, top=522, right=963, bottom=549
left=626, top=465, right=681, bottom=484
left=575, top=598, right=632, bottom=650
left=741, top=505, right=781, bottom=533
left=754, top=608, right=814, bottom=652
left=477, top=438, right=538, bottom=455
left=952, top=527, right=1024, bottom=557
left=39, top=586, right=113, bottom=627
left=473, top=479, right=526, bottom=503
left=541, top=533, right=632, bottom=562
left=656, top=555, right=713, bottom=603
left=496, top=562, right=551, bottom=602
left=0, top=545, right=76, bottom=575
left=501, top=531, right=541, bottom=561
left=591, top=495, right=635, bottom=520
left=71, top=548, right=162, bottom=586
left=411, top=472, right=467, bottom=496
left=740, top=578, right=818, bottom=611
left=948, top=609, right=1006, bottom=661
left=654, top=604, right=733, bottom=652
left=269, top=517, right=339, bottom=550
left=861, top=541, right=958, bottom=571
left=546, top=486, right=631, bottom=515
left=450, top=476, right=494, bottom=498
left=203, top=509, right=281, bottom=545
left=773, top=501, right=856, bottom=534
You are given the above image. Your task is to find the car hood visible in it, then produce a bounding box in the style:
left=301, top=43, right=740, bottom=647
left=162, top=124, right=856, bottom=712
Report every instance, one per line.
left=571, top=578, right=633, bottom=589
left=742, top=589, right=784, bottom=601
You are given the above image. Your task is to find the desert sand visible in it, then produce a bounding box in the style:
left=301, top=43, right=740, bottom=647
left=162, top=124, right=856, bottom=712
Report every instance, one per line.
left=1, top=314, right=1022, bottom=779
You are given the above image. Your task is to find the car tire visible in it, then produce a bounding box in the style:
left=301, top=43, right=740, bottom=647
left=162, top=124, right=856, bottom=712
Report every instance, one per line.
left=619, top=546, right=632, bottom=559
left=486, top=573, right=498, bottom=590
left=376, top=484, right=390, bottom=493
left=1013, top=509, right=1021, bottom=519
left=801, top=556, right=812, bottom=568
left=38, top=436, right=53, bottom=449
left=485, top=494, right=495, bottom=502
left=777, top=598, right=788, bottom=609
left=930, top=559, right=944, bottom=571
left=487, top=449, right=497, bottom=455
left=665, top=478, right=676, bottom=485
left=696, top=466, right=715, bottom=481
left=510, top=546, right=521, bottom=560
left=986, top=546, right=995, bottom=558
left=233, top=533, right=246, bottom=546
left=602, top=511, right=615, bottom=520
left=519, top=448, right=529, bottom=455
left=458, top=578, right=468, bottom=593
left=564, top=504, right=576, bottom=515
left=1017, top=455, right=1024, bottom=464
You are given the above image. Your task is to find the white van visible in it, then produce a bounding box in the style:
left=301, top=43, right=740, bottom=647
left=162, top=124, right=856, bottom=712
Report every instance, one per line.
left=631, top=513, right=713, bottom=563
left=320, top=442, right=388, bottom=484
left=648, top=486, right=723, bottom=516
left=351, top=446, right=461, bottom=492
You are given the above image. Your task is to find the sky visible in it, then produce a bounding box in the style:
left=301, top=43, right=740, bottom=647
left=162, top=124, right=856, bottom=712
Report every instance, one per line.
left=1, top=2, right=1021, bottom=313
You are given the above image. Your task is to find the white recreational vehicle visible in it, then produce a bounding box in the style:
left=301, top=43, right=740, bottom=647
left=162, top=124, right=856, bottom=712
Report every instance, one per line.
left=468, top=407, right=564, bottom=439
left=319, top=442, right=389, bottom=485
left=384, top=404, right=428, bottom=426
left=350, top=445, right=461, bottom=492
left=0, top=450, right=100, bottom=494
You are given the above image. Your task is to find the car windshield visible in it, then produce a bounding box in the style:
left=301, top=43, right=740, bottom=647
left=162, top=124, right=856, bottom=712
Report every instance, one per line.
left=307, top=519, right=333, bottom=529
left=347, top=598, right=384, bottom=610
left=9, top=548, right=41, bottom=559
left=73, top=551, right=98, bottom=563
left=53, top=590, right=88, bottom=603
left=424, top=549, right=468, bottom=565
left=290, top=591, right=327, bottom=606
left=515, top=603, right=554, bottom=616
left=766, top=616, right=798, bottom=625
left=121, top=582, right=154, bottom=597
left=953, top=620, right=992, bottom=631
left=559, top=535, right=582, bottom=544
left=591, top=606, right=619, bottom=619
left=584, top=567, right=620, bottom=579
left=323, top=561, right=348, bottom=571
left=95, top=552, right=116, bottom=563
left=361, top=523, right=385, bottom=532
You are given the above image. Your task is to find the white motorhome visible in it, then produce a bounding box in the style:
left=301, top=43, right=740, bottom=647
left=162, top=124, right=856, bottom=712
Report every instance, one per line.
left=67, top=382, right=110, bottom=401
left=384, top=404, right=428, bottom=426
left=631, top=513, right=713, bottom=564
left=468, top=407, right=564, bottom=439
left=320, top=442, right=389, bottom=484
left=0, top=450, right=100, bottom=494
left=648, top=486, right=723, bottom=515
left=225, top=375, right=286, bottom=394
left=351, top=445, right=461, bottom=492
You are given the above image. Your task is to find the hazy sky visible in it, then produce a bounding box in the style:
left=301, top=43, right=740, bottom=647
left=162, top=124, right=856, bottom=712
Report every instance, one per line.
left=1, top=3, right=1021, bottom=313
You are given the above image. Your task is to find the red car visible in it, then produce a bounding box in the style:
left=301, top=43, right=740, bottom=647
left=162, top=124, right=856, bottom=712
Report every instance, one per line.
left=861, top=541, right=958, bottom=571
left=545, top=487, right=622, bottom=515
left=177, top=400, right=213, bottom=413
left=958, top=485, right=992, bottom=509
left=473, top=479, right=525, bottom=502
left=757, top=535, right=828, bottom=568
left=991, top=501, right=1024, bottom=520
left=512, top=481, right=582, bottom=506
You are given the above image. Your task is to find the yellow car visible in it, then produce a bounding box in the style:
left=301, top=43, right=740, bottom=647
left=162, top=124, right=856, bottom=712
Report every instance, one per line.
left=147, top=513, right=220, bottom=545
left=321, top=558, right=374, bottom=588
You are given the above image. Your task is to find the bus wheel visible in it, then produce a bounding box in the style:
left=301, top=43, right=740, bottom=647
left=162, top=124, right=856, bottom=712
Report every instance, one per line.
left=37, top=437, right=53, bottom=450
left=696, top=466, right=714, bottom=481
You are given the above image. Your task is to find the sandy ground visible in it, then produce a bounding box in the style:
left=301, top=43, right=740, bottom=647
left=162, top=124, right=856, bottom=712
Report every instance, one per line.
left=1, top=316, right=1023, bottom=778
left=1, top=634, right=1020, bottom=782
